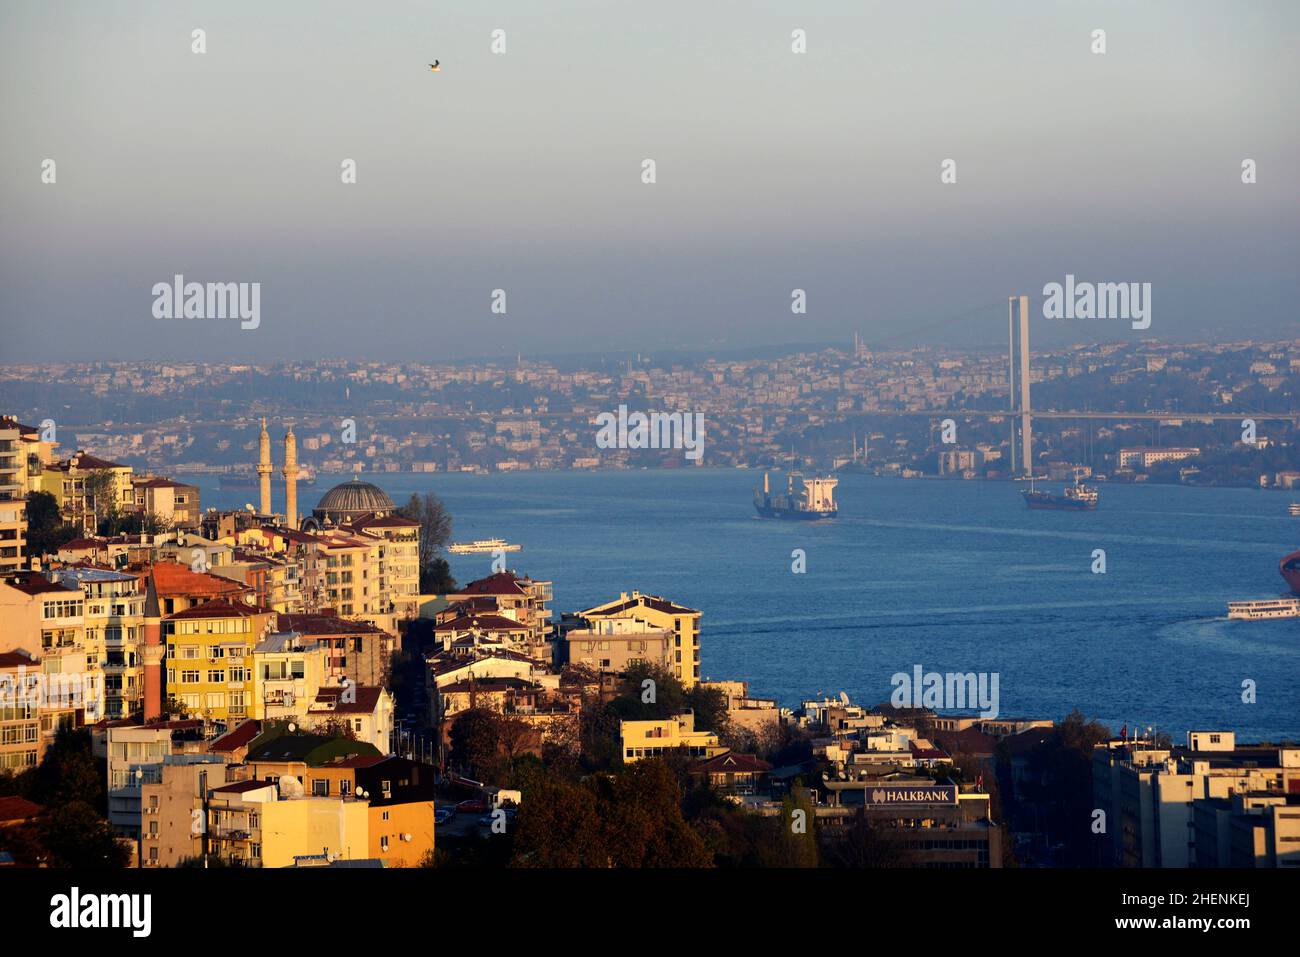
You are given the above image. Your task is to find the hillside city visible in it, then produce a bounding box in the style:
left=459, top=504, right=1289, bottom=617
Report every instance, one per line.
left=0, top=336, right=1297, bottom=870
left=1, top=337, right=1297, bottom=488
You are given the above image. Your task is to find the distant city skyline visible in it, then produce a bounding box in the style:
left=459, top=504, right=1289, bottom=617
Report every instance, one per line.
left=2, top=0, right=1297, bottom=362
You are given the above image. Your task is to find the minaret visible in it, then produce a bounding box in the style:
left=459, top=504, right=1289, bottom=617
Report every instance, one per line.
left=282, top=426, right=299, bottom=528
left=256, top=417, right=273, bottom=515
left=142, top=572, right=164, bottom=722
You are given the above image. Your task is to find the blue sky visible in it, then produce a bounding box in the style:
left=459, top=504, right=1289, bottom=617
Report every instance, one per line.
left=2, top=0, right=1297, bottom=361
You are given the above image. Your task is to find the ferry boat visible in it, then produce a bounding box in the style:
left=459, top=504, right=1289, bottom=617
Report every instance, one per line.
left=1289, top=503, right=1300, bottom=517
left=448, top=538, right=522, bottom=554
left=754, top=471, right=838, bottom=520
left=1227, top=597, right=1300, bottom=621
left=1021, top=471, right=1099, bottom=511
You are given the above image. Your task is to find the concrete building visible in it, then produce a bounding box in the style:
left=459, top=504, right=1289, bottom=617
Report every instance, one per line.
left=0, top=422, right=26, bottom=573
left=561, top=617, right=673, bottom=677
left=1092, top=731, right=1300, bottom=868
left=620, top=712, right=724, bottom=763
left=579, top=590, right=702, bottom=688
left=162, top=600, right=276, bottom=723
left=104, top=719, right=208, bottom=839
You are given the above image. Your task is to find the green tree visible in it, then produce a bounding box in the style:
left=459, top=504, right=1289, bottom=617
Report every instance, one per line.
left=23, top=490, right=77, bottom=557
left=39, top=800, right=129, bottom=868
left=83, top=469, right=118, bottom=533
left=398, top=492, right=456, bottom=592
left=511, top=774, right=607, bottom=867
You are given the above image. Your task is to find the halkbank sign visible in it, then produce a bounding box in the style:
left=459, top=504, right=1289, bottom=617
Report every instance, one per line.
left=865, top=785, right=957, bottom=805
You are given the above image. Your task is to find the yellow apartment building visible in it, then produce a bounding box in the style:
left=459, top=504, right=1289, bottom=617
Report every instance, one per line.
left=620, top=712, right=725, bottom=763
left=163, top=600, right=275, bottom=723
left=580, top=591, right=702, bottom=687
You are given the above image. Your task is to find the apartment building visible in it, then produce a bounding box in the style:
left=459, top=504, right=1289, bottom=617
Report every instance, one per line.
left=620, top=712, right=724, bottom=763
left=162, top=600, right=276, bottom=723
left=579, top=591, right=701, bottom=688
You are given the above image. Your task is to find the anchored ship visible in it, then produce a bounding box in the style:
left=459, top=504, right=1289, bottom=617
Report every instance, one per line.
left=448, top=538, right=522, bottom=554
left=1021, top=471, right=1098, bottom=511
left=754, top=471, right=838, bottom=520
left=219, top=468, right=316, bottom=490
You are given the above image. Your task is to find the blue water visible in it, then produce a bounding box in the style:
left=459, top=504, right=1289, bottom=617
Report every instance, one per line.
left=200, top=470, right=1300, bottom=741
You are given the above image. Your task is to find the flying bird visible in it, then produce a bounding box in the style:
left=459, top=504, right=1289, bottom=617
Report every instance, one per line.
left=428, top=60, right=441, bottom=72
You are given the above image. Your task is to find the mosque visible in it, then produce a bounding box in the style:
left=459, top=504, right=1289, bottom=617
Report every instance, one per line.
left=255, top=420, right=397, bottom=531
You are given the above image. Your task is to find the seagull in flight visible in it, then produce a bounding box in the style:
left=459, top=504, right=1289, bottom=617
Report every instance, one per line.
left=428, top=60, right=441, bottom=72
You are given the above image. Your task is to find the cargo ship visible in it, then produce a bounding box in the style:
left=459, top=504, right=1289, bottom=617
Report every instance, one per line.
left=754, top=471, right=838, bottom=520
left=448, top=539, right=522, bottom=554
left=1227, top=597, right=1300, bottom=620
left=1021, top=472, right=1098, bottom=511
left=1280, top=549, right=1300, bottom=596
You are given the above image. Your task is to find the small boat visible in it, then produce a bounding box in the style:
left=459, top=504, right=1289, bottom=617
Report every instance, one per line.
left=1289, top=503, right=1300, bottom=517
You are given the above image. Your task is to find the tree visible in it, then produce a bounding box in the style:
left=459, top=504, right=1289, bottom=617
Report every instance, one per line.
left=23, top=490, right=76, bottom=558
left=39, top=800, right=129, bottom=868
left=511, top=774, right=607, bottom=867
left=83, top=470, right=118, bottom=533
left=448, top=708, right=503, bottom=779
left=398, top=492, right=456, bottom=592
left=822, top=809, right=915, bottom=868
left=27, top=727, right=105, bottom=811
left=313, top=716, right=358, bottom=741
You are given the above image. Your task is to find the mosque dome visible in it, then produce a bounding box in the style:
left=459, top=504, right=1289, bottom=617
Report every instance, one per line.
left=311, top=479, right=396, bottom=524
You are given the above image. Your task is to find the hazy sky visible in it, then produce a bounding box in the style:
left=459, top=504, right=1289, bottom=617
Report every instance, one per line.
left=2, top=0, right=1297, bottom=362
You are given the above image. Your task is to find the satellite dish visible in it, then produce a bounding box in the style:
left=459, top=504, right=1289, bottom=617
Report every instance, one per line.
left=839, top=691, right=849, bottom=705
left=245, top=503, right=255, bottom=512
left=287, top=722, right=297, bottom=732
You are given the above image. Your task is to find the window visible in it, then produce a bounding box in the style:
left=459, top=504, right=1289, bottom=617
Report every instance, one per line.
left=312, top=779, right=329, bottom=796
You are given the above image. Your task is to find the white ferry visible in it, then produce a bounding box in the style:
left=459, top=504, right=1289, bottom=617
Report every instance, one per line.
left=1227, top=597, right=1300, bottom=621
left=1289, top=503, right=1300, bottom=517
left=448, top=538, right=522, bottom=555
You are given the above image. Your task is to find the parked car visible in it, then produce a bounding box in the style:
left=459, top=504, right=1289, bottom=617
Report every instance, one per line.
left=434, top=807, right=455, bottom=825
left=456, top=799, right=488, bottom=814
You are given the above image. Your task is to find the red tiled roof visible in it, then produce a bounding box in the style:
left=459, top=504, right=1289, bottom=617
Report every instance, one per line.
left=582, top=592, right=699, bottom=617
left=0, top=651, right=38, bottom=669
left=0, top=796, right=44, bottom=823
left=434, top=613, right=528, bottom=633
left=164, top=599, right=261, bottom=621
left=0, top=573, right=79, bottom=596
left=52, top=451, right=128, bottom=471
left=278, top=613, right=386, bottom=636
left=209, top=720, right=262, bottom=753
left=693, top=752, right=772, bottom=774
left=146, top=561, right=250, bottom=599
left=211, top=780, right=275, bottom=794
left=459, top=572, right=527, bottom=597
left=309, top=685, right=384, bottom=715
left=350, top=515, right=419, bottom=530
